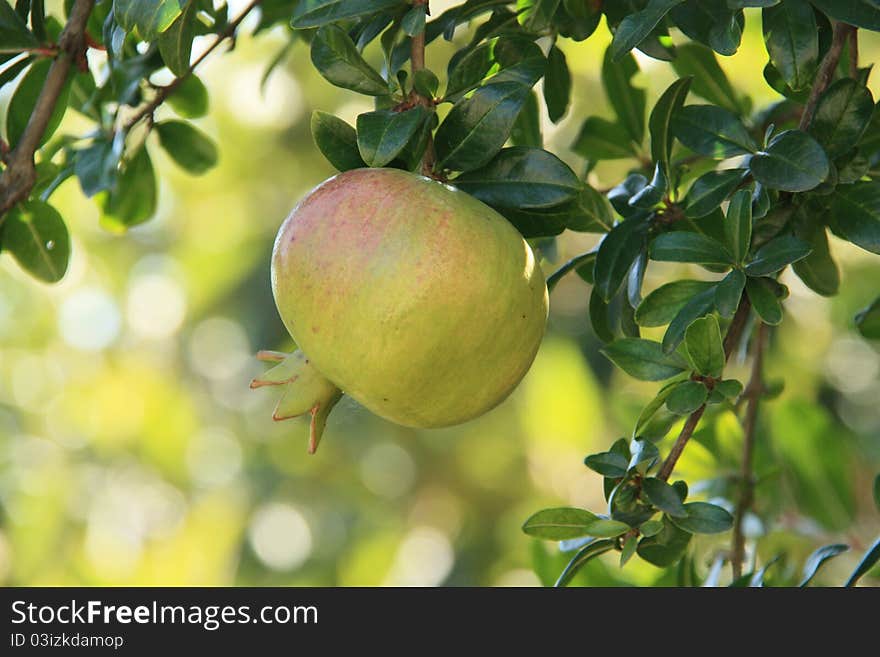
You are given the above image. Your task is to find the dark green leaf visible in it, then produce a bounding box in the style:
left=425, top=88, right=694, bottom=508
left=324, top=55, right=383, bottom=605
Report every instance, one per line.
left=670, top=501, right=733, bottom=534
left=874, top=473, right=880, bottom=511
left=434, top=82, right=530, bottom=172
left=572, top=117, right=637, bottom=161
left=566, top=185, right=614, bottom=232
left=666, top=380, right=708, bottom=414
left=412, top=69, right=439, bottom=98
left=101, top=146, right=157, bottom=230
left=158, top=0, right=196, bottom=76
left=601, top=338, right=689, bottom=381
left=454, top=147, right=582, bottom=209
left=685, top=315, right=724, bottom=377
left=114, top=0, right=182, bottom=39
left=746, top=276, right=783, bottom=325
left=650, top=77, right=693, bottom=177
left=810, top=79, right=875, bottom=158
left=855, top=297, right=880, bottom=340
left=555, top=539, right=616, bottom=587
left=155, top=120, right=218, bottom=174
left=543, top=45, right=571, bottom=123
left=356, top=106, right=429, bottom=167
left=166, top=75, right=208, bottom=118
left=799, top=544, right=849, bottom=587
left=310, top=111, right=366, bottom=172
left=292, top=0, right=404, bottom=28
left=594, top=217, right=651, bottom=300
left=1, top=200, right=69, bottom=283
left=602, top=48, right=646, bottom=145
left=670, top=43, right=741, bottom=114
left=637, top=517, right=692, bottom=567
left=620, top=533, right=638, bottom=567
left=809, top=0, right=880, bottom=31
left=844, top=536, right=880, bottom=587
left=0, top=0, right=38, bottom=50
left=640, top=519, right=664, bottom=537
left=650, top=231, right=733, bottom=266
left=663, top=287, right=716, bottom=353
left=633, top=380, right=680, bottom=438
left=629, top=437, right=661, bottom=470
left=725, top=188, right=752, bottom=264
left=584, top=451, right=629, bottom=478
left=636, top=280, right=716, bottom=327
left=74, top=137, right=121, bottom=198
left=642, top=477, right=688, bottom=517
left=749, top=129, right=829, bottom=192
left=715, top=269, right=746, bottom=318
left=762, top=0, right=817, bottom=91
left=589, top=287, right=615, bottom=343
left=6, top=59, right=70, bottom=149
left=610, top=0, right=684, bottom=61
left=522, top=507, right=628, bottom=540
left=685, top=168, right=748, bottom=219
left=518, top=0, right=562, bottom=33
left=311, top=25, right=390, bottom=96
left=829, top=181, right=880, bottom=255
left=629, top=164, right=668, bottom=210
left=401, top=4, right=425, bottom=36
left=546, top=250, right=596, bottom=292
left=671, top=105, right=756, bottom=158
left=510, top=90, right=543, bottom=148
left=744, top=234, right=812, bottom=276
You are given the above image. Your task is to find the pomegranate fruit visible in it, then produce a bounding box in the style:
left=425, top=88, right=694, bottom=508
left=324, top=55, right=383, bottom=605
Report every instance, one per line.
left=252, top=168, right=548, bottom=452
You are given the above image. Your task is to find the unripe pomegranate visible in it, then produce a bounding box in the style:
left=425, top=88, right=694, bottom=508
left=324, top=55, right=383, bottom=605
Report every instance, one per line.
left=253, top=168, right=548, bottom=452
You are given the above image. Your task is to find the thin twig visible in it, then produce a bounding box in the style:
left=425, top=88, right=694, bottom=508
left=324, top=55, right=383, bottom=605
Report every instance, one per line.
left=123, top=0, right=262, bottom=130
left=409, top=0, right=436, bottom=176
left=799, top=22, right=854, bottom=130
left=0, top=0, right=94, bottom=217
left=730, top=322, right=767, bottom=579
left=848, top=28, right=859, bottom=79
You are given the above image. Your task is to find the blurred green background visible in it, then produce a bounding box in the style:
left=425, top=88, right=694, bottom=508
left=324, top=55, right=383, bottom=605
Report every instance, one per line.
left=0, top=4, right=878, bottom=586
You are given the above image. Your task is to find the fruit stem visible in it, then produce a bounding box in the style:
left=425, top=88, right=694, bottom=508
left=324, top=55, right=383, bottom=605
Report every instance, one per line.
left=409, top=0, right=437, bottom=177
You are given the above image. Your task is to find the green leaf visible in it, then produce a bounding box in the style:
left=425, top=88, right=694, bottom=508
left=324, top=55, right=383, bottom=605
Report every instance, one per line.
left=356, top=106, right=429, bottom=168
left=663, top=288, right=716, bottom=353
left=810, top=79, right=875, bottom=158
left=114, top=0, right=183, bottom=39
left=799, top=544, right=849, bottom=587
left=434, top=82, right=530, bottom=172
left=566, top=185, right=614, bottom=233
left=633, top=381, right=680, bottom=438
left=715, top=269, right=746, bottom=318
left=746, top=276, right=783, bottom=325
left=6, top=59, right=70, bottom=150
left=158, top=0, right=197, bottom=76
left=749, top=130, right=829, bottom=192
left=715, top=378, right=743, bottom=400
left=636, top=280, right=716, bottom=327
left=628, top=164, right=668, bottom=210
left=555, top=539, right=616, bottom=587
left=1, top=200, right=70, bottom=283
left=292, top=0, right=404, bottom=28
left=594, top=216, right=651, bottom=301
left=584, top=451, right=629, bottom=478
left=453, top=147, right=582, bottom=209
left=650, top=232, right=733, bottom=266
left=74, top=137, right=121, bottom=198
left=166, top=75, right=208, bottom=118
left=844, top=537, right=880, bottom=587
left=413, top=69, right=439, bottom=99
left=670, top=501, right=733, bottom=534
left=0, top=0, right=38, bottom=50
left=670, top=43, right=741, bottom=115
left=874, top=473, right=880, bottom=511
left=830, top=182, right=880, bottom=255
left=684, top=315, right=724, bottom=378
left=671, top=105, right=756, bottom=158
left=650, top=77, right=693, bottom=178
left=517, top=0, right=562, bottom=32
left=744, top=234, right=812, bottom=276
left=401, top=4, right=425, bottom=36
left=642, top=477, right=688, bottom=517
left=685, top=168, right=747, bottom=219
left=543, top=45, right=571, bottom=123
left=589, top=288, right=615, bottom=343
left=610, top=0, right=684, bottom=61
left=510, top=90, right=542, bottom=148
left=601, top=338, right=690, bottom=381
left=640, top=519, right=664, bottom=537
left=762, top=0, right=818, bottom=91
left=855, top=297, right=880, bottom=340
left=637, top=517, right=692, bottom=567
left=572, top=117, right=637, bottom=161
left=155, top=120, right=218, bottom=175
left=311, top=25, right=390, bottom=96
left=725, top=188, right=752, bottom=264
left=101, top=146, right=157, bottom=230
left=601, top=48, right=646, bottom=146
left=666, top=380, right=709, bottom=415
left=522, top=507, right=627, bottom=540
left=809, top=0, right=880, bottom=31
left=310, top=111, right=366, bottom=172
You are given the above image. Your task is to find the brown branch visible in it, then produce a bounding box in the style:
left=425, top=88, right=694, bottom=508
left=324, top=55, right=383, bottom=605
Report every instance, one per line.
left=657, top=295, right=753, bottom=482
left=0, top=0, right=94, bottom=217
left=409, top=0, right=436, bottom=177
left=848, top=28, right=859, bottom=80
left=123, top=0, right=262, bottom=130
left=730, top=322, right=768, bottom=580
left=799, top=22, right=854, bottom=130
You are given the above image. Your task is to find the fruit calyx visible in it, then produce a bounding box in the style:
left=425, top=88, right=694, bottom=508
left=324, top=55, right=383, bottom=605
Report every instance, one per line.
left=251, top=350, right=342, bottom=454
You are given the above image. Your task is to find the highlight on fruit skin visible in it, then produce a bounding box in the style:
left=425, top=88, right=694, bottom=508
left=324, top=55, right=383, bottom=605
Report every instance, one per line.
left=252, top=167, right=549, bottom=452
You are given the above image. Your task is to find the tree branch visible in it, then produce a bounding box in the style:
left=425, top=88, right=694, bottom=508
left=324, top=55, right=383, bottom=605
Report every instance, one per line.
left=123, top=0, right=262, bottom=130
left=657, top=295, right=752, bottom=482
left=799, top=22, right=854, bottom=131
left=848, top=28, right=859, bottom=80
left=730, top=322, right=767, bottom=580
left=0, top=0, right=94, bottom=217
left=409, top=0, right=436, bottom=177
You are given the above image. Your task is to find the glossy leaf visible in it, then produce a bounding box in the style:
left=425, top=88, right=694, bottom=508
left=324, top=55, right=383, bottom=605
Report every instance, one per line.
left=685, top=315, right=724, bottom=378
left=101, top=146, right=157, bottom=230
left=855, top=297, right=880, bottom=340
left=401, top=4, right=425, bottom=36
left=844, top=537, right=880, bottom=587
left=601, top=338, right=690, bottom=381
left=6, top=59, right=70, bottom=149
left=510, top=90, right=543, bottom=148
left=292, top=0, right=404, bottom=28
left=311, top=25, right=390, bottom=96
left=830, top=182, right=880, bottom=255
left=670, top=43, right=741, bottom=114
left=610, top=0, right=685, bottom=61
left=637, top=517, right=692, bottom=567
left=715, top=269, right=746, bottom=318
left=663, top=288, right=716, bottom=353
left=762, top=0, right=817, bottom=91
left=310, top=111, right=366, bottom=172
left=636, top=280, right=716, bottom=327
left=725, top=188, right=752, bottom=264
left=671, top=105, right=756, bottom=158
left=746, top=276, right=783, bottom=325
left=555, top=539, right=616, bottom=587
left=0, top=0, right=38, bottom=50
left=809, top=0, right=880, bottom=31
left=799, top=544, right=849, bottom=587
left=594, top=217, right=651, bottom=301
left=167, top=75, right=208, bottom=118
left=650, top=232, right=733, bottom=266
left=642, top=477, right=688, bottom=517
left=114, top=0, right=182, bottom=39
left=357, top=106, right=429, bottom=168
left=670, top=501, right=734, bottom=534
left=744, top=234, right=812, bottom=276
left=522, top=507, right=628, bottom=540
left=601, top=48, right=646, bottom=145
left=793, top=226, right=839, bottom=296
left=155, top=120, right=218, bottom=175
left=158, top=0, right=197, bottom=76
left=584, top=452, right=629, bottom=478
left=685, top=168, right=748, bottom=219
left=749, top=130, right=829, bottom=192
left=2, top=200, right=70, bottom=283
left=666, top=380, right=708, bottom=415
left=543, top=45, right=571, bottom=123
left=810, top=79, right=875, bottom=158
left=572, top=117, right=637, bottom=161
left=74, top=137, right=121, bottom=198
left=650, top=77, right=693, bottom=176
